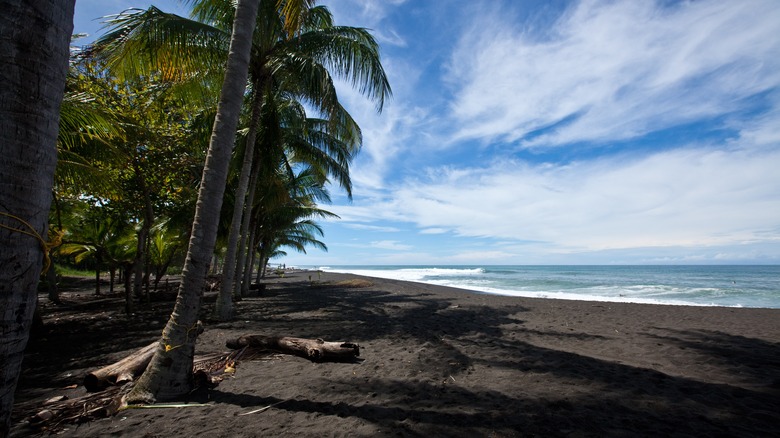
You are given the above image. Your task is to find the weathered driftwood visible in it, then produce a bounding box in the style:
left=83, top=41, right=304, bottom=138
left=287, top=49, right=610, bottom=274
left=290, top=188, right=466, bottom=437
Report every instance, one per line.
left=83, top=342, right=157, bottom=392
left=32, top=334, right=359, bottom=431
left=226, top=335, right=360, bottom=362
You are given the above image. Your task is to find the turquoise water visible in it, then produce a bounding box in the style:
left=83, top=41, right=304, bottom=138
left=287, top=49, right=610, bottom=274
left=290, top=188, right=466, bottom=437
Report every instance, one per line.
left=308, top=265, right=780, bottom=308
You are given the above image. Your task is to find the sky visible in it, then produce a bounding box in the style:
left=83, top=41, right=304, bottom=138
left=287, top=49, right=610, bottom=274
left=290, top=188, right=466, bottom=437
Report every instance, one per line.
left=73, top=0, right=780, bottom=266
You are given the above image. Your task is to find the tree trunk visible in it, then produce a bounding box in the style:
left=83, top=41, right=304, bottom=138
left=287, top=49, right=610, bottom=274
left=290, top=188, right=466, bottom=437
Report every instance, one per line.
left=123, top=262, right=134, bottom=314
left=226, top=335, right=361, bottom=362
left=258, top=251, right=269, bottom=281
left=0, top=1, right=74, bottom=435
left=83, top=342, right=157, bottom=392
left=215, top=87, right=264, bottom=321
left=133, top=175, right=154, bottom=302
left=109, top=267, right=116, bottom=294
left=240, top=228, right=257, bottom=296
left=124, top=0, right=260, bottom=405
left=46, top=263, right=61, bottom=304
left=94, top=253, right=102, bottom=295
left=235, top=153, right=262, bottom=298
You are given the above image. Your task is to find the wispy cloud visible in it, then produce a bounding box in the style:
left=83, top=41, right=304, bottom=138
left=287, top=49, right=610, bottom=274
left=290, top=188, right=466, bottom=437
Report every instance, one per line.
left=446, top=0, right=780, bottom=148
left=343, top=223, right=401, bottom=233
left=369, top=240, right=414, bottom=251
left=333, top=142, right=780, bottom=256
left=325, top=0, right=409, bottom=47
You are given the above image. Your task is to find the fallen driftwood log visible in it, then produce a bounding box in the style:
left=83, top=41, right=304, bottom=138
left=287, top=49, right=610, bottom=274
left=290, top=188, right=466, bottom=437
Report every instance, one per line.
left=226, top=335, right=361, bottom=362
left=82, top=334, right=359, bottom=394
left=28, top=334, right=359, bottom=431
left=83, top=342, right=157, bottom=392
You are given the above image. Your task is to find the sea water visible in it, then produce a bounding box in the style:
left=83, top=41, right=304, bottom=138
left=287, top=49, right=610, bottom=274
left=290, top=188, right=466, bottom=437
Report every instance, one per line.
left=308, top=265, right=780, bottom=308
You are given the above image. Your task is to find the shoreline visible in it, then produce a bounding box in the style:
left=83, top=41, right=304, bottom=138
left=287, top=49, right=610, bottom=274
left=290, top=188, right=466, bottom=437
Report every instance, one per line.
left=12, top=270, right=780, bottom=437
left=310, top=266, right=780, bottom=309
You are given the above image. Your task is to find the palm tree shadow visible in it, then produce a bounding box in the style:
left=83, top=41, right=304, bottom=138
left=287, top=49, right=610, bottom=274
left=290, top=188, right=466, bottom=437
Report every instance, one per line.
left=215, top=278, right=780, bottom=436
left=647, top=328, right=780, bottom=390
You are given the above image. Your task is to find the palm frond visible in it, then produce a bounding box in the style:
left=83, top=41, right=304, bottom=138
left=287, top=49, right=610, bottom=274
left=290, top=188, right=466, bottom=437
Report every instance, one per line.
left=93, top=6, right=231, bottom=82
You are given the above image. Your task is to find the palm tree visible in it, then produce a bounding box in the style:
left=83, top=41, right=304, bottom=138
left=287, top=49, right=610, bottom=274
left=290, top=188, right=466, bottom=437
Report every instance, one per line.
left=253, top=167, right=338, bottom=278
left=0, top=1, right=75, bottom=434
left=238, top=93, right=355, bottom=285
left=58, top=210, right=125, bottom=295
left=123, top=0, right=261, bottom=405
left=94, top=1, right=391, bottom=320
left=147, top=219, right=188, bottom=288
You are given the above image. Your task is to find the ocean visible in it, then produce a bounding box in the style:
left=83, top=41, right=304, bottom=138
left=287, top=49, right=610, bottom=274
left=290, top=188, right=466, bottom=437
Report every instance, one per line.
left=308, top=265, right=780, bottom=309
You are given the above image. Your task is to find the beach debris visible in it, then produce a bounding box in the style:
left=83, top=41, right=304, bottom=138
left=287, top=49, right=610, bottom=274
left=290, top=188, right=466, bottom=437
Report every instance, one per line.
left=226, top=334, right=361, bottom=362
left=238, top=400, right=289, bottom=416
left=83, top=342, right=157, bottom=392
left=26, top=334, right=358, bottom=431
left=123, top=402, right=213, bottom=410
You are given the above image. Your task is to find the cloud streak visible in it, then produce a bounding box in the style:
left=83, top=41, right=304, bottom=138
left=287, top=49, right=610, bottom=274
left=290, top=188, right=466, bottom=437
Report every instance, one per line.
left=313, top=0, right=780, bottom=264
left=334, top=143, right=780, bottom=258
left=446, top=0, right=780, bottom=148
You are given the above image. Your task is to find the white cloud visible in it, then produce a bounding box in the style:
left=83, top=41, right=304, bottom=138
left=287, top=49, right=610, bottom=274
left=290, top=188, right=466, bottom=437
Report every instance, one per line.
left=343, top=223, right=401, bottom=233
left=442, top=250, right=518, bottom=263
left=351, top=144, right=780, bottom=254
left=446, top=0, right=780, bottom=148
left=419, top=228, right=449, bottom=234
left=324, top=0, right=409, bottom=47
left=369, top=240, right=414, bottom=251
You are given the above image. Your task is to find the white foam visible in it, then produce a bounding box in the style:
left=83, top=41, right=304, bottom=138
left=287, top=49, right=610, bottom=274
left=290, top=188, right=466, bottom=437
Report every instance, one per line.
left=322, top=267, right=485, bottom=282
left=320, top=266, right=754, bottom=308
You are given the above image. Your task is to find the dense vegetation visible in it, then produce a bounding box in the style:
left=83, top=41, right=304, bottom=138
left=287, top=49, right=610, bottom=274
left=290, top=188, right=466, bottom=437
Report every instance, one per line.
left=1, top=1, right=389, bottom=423
left=49, top=1, right=390, bottom=319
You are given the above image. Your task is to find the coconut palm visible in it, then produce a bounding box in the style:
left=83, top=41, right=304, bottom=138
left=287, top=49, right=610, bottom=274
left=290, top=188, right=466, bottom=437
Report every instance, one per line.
left=58, top=210, right=126, bottom=295
left=253, top=166, right=337, bottom=278
left=0, top=1, right=75, bottom=434
left=122, top=0, right=261, bottom=405
left=94, top=0, right=390, bottom=320
left=235, top=92, right=355, bottom=287
left=148, top=219, right=187, bottom=288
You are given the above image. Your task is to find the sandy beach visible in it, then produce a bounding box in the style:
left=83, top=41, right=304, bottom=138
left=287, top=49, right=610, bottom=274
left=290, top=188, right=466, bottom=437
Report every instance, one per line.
left=11, top=270, right=780, bottom=437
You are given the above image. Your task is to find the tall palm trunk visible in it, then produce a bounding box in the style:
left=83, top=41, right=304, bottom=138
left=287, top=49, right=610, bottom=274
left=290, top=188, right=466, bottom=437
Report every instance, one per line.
left=0, top=1, right=74, bottom=435
left=124, top=0, right=260, bottom=404
left=241, top=223, right=259, bottom=294
left=215, top=86, right=264, bottom=320
left=234, top=159, right=261, bottom=297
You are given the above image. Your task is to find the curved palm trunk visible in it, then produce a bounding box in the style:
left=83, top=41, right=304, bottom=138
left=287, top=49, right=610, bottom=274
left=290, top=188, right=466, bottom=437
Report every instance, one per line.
left=241, top=224, right=259, bottom=295
left=215, top=87, right=264, bottom=320
left=124, top=0, right=260, bottom=404
left=233, top=147, right=262, bottom=298
left=0, top=1, right=74, bottom=435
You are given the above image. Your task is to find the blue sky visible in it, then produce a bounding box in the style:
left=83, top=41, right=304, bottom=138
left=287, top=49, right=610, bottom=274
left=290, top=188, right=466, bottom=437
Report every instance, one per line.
left=74, top=0, right=780, bottom=265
